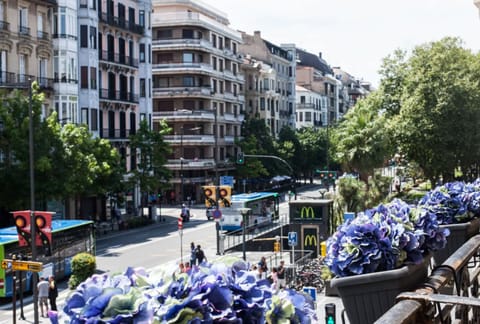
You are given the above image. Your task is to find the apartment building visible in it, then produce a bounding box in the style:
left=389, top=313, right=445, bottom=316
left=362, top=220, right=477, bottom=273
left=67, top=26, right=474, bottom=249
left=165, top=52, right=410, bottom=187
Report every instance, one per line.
left=151, top=0, right=244, bottom=203
left=0, top=0, right=55, bottom=114
left=240, top=31, right=296, bottom=136
left=295, top=48, right=339, bottom=125
left=51, top=0, right=152, bottom=217
left=332, top=66, right=370, bottom=117
left=295, top=85, right=328, bottom=129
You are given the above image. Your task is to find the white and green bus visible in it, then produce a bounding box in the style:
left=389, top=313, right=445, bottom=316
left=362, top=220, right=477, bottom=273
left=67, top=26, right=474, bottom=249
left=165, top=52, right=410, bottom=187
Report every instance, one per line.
left=219, top=192, right=279, bottom=231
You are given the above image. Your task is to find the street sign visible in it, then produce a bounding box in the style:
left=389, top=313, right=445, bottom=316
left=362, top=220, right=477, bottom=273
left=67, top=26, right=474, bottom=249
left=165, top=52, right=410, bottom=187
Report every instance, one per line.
left=212, top=209, right=222, bottom=221
left=178, top=217, right=183, bottom=230
left=288, top=232, right=298, bottom=246
left=220, top=176, right=234, bottom=186
left=1, top=259, right=43, bottom=272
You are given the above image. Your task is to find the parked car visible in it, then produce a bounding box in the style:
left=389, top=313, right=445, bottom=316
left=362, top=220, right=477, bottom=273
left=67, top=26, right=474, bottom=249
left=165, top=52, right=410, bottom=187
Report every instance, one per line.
left=206, top=206, right=216, bottom=220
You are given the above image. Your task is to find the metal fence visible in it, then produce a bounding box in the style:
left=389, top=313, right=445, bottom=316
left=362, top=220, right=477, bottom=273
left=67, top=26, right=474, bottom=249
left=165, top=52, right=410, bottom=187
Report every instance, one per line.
left=376, top=234, right=480, bottom=323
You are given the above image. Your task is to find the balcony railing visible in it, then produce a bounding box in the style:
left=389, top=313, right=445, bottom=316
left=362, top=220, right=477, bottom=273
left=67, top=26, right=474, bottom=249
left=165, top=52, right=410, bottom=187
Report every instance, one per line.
left=37, top=30, right=50, bottom=41
left=98, top=12, right=144, bottom=35
left=52, top=33, right=77, bottom=40
left=99, top=50, right=139, bottom=68
left=99, top=128, right=133, bottom=140
left=99, top=88, right=139, bottom=103
left=152, top=85, right=212, bottom=97
left=0, top=72, right=54, bottom=90
left=18, top=25, right=30, bottom=36
left=0, top=20, right=9, bottom=32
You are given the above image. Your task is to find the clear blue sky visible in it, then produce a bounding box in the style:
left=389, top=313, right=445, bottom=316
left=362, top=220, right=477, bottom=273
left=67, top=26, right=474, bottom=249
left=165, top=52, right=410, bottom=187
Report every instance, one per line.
left=202, top=0, right=480, bottom=88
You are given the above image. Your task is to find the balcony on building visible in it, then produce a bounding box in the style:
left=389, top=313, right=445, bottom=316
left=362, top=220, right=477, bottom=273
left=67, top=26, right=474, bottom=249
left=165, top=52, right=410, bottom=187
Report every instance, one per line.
left=153, top=85, right=213, bottom=98
left=100, top=128, right=133, bottom=141
left=0, top=72, right=53, bottom=90
left=37, top=30, right=50, bottom=43
left=164, top=131, right=215, bottom=147
left=153, top=109, right=216, bottom=123
left=152, top=61, right=214, bottom=75
left=99, top=51, right=139, bottom=70
left=152, top=36, right=213, bottom=52
left=98, top=11, right=144, bottom=35
left=0, top=20, right=9, bottom=36
left=99, top=88, right=139, bottom=104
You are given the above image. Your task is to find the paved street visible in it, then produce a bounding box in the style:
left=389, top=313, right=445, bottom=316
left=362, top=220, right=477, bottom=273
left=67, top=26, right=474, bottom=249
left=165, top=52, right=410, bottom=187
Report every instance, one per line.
left=0, top=184, right=349, bottom=323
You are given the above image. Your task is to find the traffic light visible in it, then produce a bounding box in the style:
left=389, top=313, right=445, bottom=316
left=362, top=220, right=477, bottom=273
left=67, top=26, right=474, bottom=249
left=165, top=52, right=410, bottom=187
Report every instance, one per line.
left=203, top=186, right=217, bottom=207
left=218, top=185, right=232, bottom=207
left=273, top=241, right=280, bottom=252
left=325, top=303, right=336, bottom=324
left=236, top=152, right=245, bottom=165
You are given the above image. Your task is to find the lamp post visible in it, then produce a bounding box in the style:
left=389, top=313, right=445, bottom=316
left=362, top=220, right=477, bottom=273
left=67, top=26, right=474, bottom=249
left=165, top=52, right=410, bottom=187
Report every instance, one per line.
left=27, top=80, right=39, bottom=323
left=239, top=208, right=251, bottom=261
left=180, top=126, right=184, bottom=204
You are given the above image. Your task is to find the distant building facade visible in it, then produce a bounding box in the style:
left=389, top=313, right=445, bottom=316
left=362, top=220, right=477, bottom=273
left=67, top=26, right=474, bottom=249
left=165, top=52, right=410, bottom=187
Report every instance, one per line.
left=0, top=0, right=55, bottom=113
left=295, top=85, right=328, bottom=129
left=151, top=0, right=244, bottom=203
left=295, top=48, right=339, bottom=125
left=239, top=31, right=296, bottom=137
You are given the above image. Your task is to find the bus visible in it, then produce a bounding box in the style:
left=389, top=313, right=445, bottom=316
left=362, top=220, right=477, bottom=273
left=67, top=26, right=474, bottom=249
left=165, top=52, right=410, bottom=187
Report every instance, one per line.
left=0, top=219, right=95, bottom=298
left=219, top=192, right=280, bottom=232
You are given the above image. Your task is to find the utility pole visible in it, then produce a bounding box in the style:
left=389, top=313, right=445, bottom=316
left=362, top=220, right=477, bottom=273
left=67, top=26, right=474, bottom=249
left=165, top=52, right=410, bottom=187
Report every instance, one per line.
left=28, top=80, right=39, bottom=324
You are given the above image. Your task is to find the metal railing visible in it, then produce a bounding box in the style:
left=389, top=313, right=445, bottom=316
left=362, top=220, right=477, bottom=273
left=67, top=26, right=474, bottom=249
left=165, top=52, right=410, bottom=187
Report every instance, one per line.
left=221, top=219, right=287, bottom=252
left=376, top=234, right=480, bottom=323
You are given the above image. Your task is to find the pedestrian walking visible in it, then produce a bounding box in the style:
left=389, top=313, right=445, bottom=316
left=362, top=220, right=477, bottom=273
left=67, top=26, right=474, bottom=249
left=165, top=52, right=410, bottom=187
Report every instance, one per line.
left=195, top=244, right=206, bottom=264
left=190, top=242, right=197, bottom=265
left=48, top=275, right=58, bottom=311
left=270, top=267, right=279, bottom=292
left=37, top=277, right=49, bottom=317
left=258, top=256, right=268, bottom=273
left=277, top=260, right=286, bottom=289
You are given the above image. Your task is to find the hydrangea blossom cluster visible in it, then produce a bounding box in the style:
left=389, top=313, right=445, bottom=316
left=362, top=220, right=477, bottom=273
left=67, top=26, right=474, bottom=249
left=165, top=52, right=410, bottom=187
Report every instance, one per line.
left=418, top=181, right=480, bottom=224
left=325, top=198, right=449, bottom=278
left=49, top=256, right=317, bottom=324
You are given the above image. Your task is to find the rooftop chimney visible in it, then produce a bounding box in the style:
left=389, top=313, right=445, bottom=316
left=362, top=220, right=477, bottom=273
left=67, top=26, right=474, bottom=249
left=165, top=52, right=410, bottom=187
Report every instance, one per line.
left=254, top=30, right=261, bottom=38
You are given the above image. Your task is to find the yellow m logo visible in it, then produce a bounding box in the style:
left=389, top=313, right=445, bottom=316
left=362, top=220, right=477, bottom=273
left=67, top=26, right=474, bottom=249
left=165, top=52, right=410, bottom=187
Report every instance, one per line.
left=300, top=206, right=315, bottom=218
left=304, top=234, right=317, bottom=246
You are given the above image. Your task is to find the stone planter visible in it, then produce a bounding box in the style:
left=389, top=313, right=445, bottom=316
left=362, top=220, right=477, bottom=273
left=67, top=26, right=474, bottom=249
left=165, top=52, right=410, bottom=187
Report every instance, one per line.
left=433, top=218, right=480, bottom=266
left=330, top=256, right=430, bottom=324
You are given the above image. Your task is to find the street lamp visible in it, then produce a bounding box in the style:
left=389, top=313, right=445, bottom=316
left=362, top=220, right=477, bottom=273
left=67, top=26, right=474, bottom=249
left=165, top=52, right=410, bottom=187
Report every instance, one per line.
left=239, top=208, right=251, bottom=261
left=26, top=80, right=39, bottom=323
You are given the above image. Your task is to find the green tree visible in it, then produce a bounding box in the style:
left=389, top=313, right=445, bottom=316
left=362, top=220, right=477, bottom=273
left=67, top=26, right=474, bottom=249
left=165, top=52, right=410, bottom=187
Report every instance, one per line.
left=276, top=126, right=300, bottom=177
left=0, top=85, right=123, bottom=222
left=128, top=119, right=172, bottom=207
left=58, top=122, right=123, bottom=216
left=235, top=134, right=269, bottom=191
left=296, top=127, right=327, bottom=183
left=332, top=92, right=392, bottom=182
left=235, top=117, right=273, bottom=190
left=387, top=37, right=480, bottom=185
left=0, top=86, right=48, bottom=212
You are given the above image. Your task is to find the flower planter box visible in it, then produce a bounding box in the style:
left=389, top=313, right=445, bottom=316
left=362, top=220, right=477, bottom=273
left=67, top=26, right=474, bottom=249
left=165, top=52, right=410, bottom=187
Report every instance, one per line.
left=324, top=279, right=339, bottom=297
left=330, top=256, right=430, bottom=324
left=433, top=218, right=480, bottom=265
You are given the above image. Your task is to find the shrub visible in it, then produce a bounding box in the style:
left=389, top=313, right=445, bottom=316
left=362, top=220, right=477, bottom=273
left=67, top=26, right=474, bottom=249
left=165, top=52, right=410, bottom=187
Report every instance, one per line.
left=68, top=252, right=96, bottom=289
